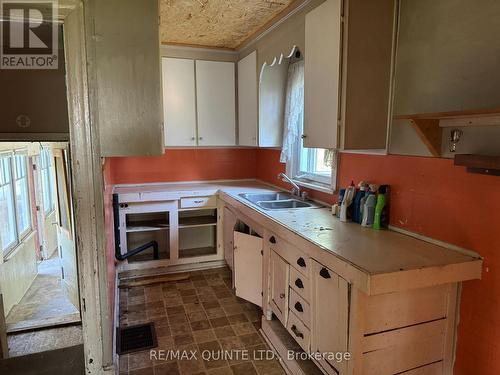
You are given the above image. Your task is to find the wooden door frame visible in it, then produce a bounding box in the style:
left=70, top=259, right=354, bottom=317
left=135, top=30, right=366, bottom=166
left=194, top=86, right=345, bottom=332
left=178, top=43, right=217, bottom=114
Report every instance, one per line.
left=63, top=1, right=114, bottom=373
left=0, top=3, right=113, bottom=368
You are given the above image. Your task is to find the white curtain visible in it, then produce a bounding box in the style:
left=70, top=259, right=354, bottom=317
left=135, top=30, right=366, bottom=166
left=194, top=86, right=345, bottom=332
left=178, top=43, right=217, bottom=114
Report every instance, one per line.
left=280, top=60, right=304, bottom=163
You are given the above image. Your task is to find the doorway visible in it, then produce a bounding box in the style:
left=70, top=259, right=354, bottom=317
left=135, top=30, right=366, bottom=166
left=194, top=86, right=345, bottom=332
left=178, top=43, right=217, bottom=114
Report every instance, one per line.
left=0, top=142, right=81, bottom=357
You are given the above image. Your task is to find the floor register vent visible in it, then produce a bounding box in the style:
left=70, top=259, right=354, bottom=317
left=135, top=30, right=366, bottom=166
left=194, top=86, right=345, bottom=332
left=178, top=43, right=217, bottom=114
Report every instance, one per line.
left=117, top=322, right=157, bottom=355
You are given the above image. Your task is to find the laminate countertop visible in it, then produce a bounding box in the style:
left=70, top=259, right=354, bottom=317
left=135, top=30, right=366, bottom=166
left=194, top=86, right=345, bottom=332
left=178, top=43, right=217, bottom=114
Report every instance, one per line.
left=114, top=180, right=482, bottom=290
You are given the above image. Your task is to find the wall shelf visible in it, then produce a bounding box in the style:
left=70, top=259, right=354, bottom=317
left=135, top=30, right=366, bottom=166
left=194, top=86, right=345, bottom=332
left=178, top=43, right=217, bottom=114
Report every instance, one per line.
left=454, top=154, right=500, bottom=176
left=395, top=108, right=500, bottom=157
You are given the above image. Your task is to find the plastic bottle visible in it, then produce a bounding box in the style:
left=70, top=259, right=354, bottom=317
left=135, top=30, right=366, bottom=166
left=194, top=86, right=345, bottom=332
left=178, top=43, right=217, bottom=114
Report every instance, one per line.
left=359, top=183, right=371, bottom=224
left=336, top=188, right=346, bottom=218
left=373, top=185, right=389, bottom=230
left=361, top=184, right=378, bottom=227
left=352, top=181, right=368, bottom=224
left=340, top=181, right=356, bottom=222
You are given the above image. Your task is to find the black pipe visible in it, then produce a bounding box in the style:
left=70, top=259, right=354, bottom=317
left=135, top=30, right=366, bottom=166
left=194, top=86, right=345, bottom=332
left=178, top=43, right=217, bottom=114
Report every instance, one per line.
left=113, top=193, right=160, bottom=261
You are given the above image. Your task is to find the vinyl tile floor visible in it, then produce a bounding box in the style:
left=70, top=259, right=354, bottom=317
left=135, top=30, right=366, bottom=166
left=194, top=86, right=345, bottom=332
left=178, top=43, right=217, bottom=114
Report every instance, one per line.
left=118, top=267, right=286, bottom=375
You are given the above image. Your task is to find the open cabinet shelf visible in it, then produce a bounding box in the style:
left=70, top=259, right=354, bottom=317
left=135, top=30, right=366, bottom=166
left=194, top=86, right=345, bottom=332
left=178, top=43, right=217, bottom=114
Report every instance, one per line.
left=178, top=215, right=217, bottom=228
left=126, top=221, right=170, bottom=233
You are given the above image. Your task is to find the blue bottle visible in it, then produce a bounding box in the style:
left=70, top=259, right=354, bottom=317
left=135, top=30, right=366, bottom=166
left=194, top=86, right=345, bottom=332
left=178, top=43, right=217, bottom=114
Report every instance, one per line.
left=352, top=182, right=368, bottom=224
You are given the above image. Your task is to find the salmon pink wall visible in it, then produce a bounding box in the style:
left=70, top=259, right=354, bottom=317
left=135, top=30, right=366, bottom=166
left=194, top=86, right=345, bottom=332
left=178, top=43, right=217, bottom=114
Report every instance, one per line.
left=257, top=148, right=499, bottom=375
left=106, top=148, right=258, bottom=185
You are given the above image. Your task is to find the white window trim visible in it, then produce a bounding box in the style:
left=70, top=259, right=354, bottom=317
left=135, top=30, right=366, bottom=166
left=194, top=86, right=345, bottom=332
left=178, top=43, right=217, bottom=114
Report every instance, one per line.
left=40, top=147, right=56, bottom=216
left=286, top=143, right=337, bottom=194
left=1, top=150, right=33, bottom=257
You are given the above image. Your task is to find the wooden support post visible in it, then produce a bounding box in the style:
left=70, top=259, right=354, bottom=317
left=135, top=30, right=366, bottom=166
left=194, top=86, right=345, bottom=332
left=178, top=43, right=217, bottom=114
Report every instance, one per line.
left=410, top=118, right=442, bottom=157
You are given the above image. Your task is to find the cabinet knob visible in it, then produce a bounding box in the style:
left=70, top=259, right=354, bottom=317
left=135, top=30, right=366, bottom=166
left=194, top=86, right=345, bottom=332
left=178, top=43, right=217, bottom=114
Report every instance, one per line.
left=296, top=257, right=306, bottom=268
left=199, top=136, right=203, bottom=140
left=191, top=137, right=196, bottom=141
left=301, top=134, right=307, bottom=139
left=319, top=267, right=331, bottom=279
left=269, top=236, right=276, bottom=244
left=294, top=302, right=303, bottom=312
left=279, top=293, right=285, bottom=299
left=291, top=325, right=304, bottom=339
left=294, top=278, right=304, bottom=289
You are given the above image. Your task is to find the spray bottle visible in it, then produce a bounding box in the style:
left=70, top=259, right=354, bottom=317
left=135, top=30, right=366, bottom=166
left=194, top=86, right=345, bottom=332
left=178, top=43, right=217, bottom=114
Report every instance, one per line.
left=352, top=181, right=368, bottom=224
left=340, top=181, right=356, bottom=222
left=373, top=185, right=390, bottom=230
left=361, top=184, right=378, bottom=227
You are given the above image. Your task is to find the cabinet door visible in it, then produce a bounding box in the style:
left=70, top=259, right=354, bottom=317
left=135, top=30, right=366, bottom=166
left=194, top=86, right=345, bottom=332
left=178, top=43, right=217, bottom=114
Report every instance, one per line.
left=223, top=207, right=238, bottom=270
left=234, top=231, right=263, bottom=307
left=196, top=60, right=236, bottom=146
left=270, top=251, right=289, bottom=324
left=238, top=51, right=258, bottom=146
left=312, top=261, right=349, bottom=374
left=304, top=0, right=342, bottom=149
left=92, top=0, right=163, bottom=156
left=162, top=58, right=197, bottom=146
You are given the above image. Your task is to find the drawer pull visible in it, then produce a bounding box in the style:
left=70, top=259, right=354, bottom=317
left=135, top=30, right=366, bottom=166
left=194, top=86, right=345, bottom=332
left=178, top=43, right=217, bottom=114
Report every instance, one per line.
left=291, top=325, right=304, bottom=339
left=320, top=267, right=331, bottom=279
left=294, top=302, right=303, bottom=312
left=296, top=257, right=306, bottom=268
left=294, top=278, right=304, bottom=289
left=193, top=200, right=204, bottom=203
left=279, top=293, right=286, bottom=299
left=269, top=236, right=276, bottom=244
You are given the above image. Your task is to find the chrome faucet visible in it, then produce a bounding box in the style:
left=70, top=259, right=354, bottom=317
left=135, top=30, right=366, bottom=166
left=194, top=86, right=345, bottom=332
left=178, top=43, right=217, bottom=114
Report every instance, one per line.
left=277, top=173, right=300, bottom=197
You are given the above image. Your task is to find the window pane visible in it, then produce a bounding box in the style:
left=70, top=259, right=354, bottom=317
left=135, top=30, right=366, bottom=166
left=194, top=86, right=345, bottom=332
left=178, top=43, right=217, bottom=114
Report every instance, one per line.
left=14, top=155, right=31, bottom=235
left=0, top=155, right=17, bottom=251
left=312, top=149, right=331, bottom=174
left=16, top=177, right=31, bottom=234
left=41, top=149, right=55, bottom=215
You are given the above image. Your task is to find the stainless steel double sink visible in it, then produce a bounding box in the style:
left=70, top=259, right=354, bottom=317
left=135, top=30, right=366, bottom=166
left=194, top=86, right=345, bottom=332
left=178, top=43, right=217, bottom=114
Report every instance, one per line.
left=239, top=192, right=322, bottom=210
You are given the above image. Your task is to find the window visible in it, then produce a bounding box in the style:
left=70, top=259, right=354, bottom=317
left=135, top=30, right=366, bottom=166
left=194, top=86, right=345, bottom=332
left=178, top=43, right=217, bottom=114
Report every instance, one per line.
left=40, top=148, right=55, bottom=215
left=0, top=151, right=32, bottom=254
left=281, top=57, right=336, bottom=191
left=0, top=155, right=17, bottom=252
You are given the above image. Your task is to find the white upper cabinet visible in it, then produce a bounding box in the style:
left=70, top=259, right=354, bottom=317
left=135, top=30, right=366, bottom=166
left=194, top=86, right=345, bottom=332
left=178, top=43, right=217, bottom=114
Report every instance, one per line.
left=237, top=51, right=258, bottom=146
left=303, top=0, right=342, bottom=149
left=196, top=60, right=236, bottom=146
left=162, top=58, right=197, bottom=147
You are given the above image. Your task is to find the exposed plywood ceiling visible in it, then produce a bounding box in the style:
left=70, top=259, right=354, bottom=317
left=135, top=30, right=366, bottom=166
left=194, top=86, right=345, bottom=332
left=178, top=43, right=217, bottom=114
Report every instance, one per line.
left=160, top=0, right=297, bottom=50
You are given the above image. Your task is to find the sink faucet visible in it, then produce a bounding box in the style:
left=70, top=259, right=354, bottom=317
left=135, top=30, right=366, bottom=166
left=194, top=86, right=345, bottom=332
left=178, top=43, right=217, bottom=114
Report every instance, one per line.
left=278, top=173, right=300, bottom=197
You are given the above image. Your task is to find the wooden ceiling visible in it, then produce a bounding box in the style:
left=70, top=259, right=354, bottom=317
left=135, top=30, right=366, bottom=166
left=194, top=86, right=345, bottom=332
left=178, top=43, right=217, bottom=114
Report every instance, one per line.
left=160, top=0, right=297, bottom=50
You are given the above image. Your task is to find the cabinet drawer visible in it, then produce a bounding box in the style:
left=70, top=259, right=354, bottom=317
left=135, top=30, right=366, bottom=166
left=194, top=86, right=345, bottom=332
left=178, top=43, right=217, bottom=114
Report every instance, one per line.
left=267, top=234, right=309, bottom=276
left=289, top=288, right=310, bottom=328
left=289, top=266, right=310, bottom=302
left=180, top=196, right=216, bottom=208
left=287, top=311, right=310, bottom=352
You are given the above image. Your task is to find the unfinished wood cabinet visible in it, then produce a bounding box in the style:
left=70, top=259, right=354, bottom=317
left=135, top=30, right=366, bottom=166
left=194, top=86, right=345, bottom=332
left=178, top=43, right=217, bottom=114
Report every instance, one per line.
left=90, top=0, right=163, bottom=157
left=303, top=0, right=396, bottom=151
left=237, top=51, right=259, bottom=146
left=340, top=0, right=396, bottom=150
left=196, top=60, right=236, bottom=146
left=162, top=58, right=197, bottom=147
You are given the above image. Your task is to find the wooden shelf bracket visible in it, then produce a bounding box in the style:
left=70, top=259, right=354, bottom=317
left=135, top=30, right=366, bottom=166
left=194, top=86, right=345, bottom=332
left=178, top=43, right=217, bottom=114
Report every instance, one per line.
left=410, top=118, right=442, bottom=157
